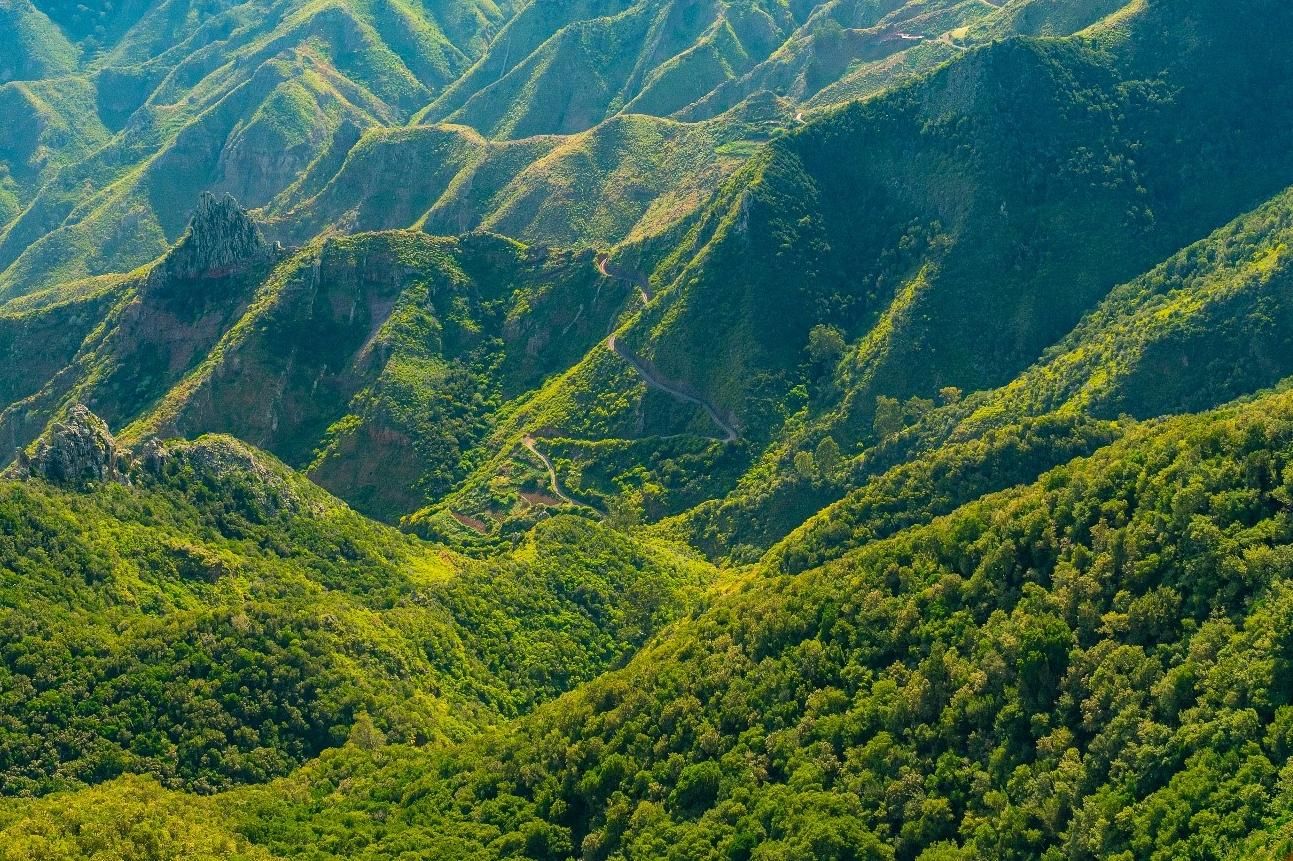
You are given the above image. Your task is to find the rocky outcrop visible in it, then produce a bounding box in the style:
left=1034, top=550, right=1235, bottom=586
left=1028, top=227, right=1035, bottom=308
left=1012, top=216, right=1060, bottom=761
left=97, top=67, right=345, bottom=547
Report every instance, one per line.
left=9, top=405, right=129, bottom=486
left=136, top=437, right=169, bottom=476
left=157, top=192, right=278, bottom=282
left=6, top=410, right=303, bottom=514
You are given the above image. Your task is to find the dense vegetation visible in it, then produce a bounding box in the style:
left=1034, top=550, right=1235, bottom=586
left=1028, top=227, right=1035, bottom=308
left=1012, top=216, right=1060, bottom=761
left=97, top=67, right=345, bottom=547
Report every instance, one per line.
left=7, top=0, right=1293, bottom=859
left=11, top=359, right=1293, bottom=859
left=0, top=431, right=708, bottom=796
left=208, top=383, right=1293, bottom=861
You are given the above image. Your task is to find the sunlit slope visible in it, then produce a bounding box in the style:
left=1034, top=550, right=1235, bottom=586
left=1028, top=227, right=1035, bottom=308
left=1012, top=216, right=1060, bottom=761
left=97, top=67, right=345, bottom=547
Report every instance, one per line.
left=672, top=178, right=1293, bottom=562
left=13, top=358, right=1293, bottom=859
left=263, top=110, right=766, bottom=249
left=0, top=410, right=710, bottom=796
left=0, top=0, right=517, bottom=298
left=0, top=0, right=1145, bottom=299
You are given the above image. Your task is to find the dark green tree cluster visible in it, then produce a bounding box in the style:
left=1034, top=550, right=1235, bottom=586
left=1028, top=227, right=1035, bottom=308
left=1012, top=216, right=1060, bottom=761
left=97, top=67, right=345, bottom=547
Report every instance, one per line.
left=0, top=436, right=707, bottom=797
left=203, top=386, right=1293, bottom=860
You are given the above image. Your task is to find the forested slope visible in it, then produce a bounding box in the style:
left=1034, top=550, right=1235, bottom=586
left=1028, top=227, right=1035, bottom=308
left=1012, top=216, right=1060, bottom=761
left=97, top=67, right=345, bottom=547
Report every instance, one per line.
left=5, top=1, right=1293, bottom=859
left=10, top=332, right=1293, bottom=860
left=0, top=408, right=709, bottom=797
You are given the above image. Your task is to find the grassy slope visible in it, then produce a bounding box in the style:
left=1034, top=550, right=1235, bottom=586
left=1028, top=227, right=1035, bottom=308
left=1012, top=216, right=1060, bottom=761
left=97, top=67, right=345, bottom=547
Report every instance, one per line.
left=260, top=0, right=1124, bottom=256
left=263, top=111, right=764, bottom=250
left=0, top=275, right=126, bottom=440
left=0, top=0, right=514, bottom=298
left=416, top=0, right=1049, bottom=138
left=0, top=240, right=275, bottom=463
left=0, top=1, right=78, bottom=84
left=0, top=0, right=1145, bottom=300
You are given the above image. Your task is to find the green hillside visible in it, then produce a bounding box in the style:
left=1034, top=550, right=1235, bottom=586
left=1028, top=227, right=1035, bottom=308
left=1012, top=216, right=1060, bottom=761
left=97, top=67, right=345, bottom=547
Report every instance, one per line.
left=8, top=0, right=1293, bottom=859
left=9, top=323, right=1293, bottom=860
left=374, top=0, right=1293, bottom=556
left=672, top=172, right=1293, bottom=564
left=0, top=194, right=644, bottom=523
left=0, top=0, right=517, bottom=297
left=263, top=110, right=769, bottom=250
left=0, top=0, right=1132, bottom=299
left=0, top=407, right=708, bottom=796
left=204, top=381, right=1293, bottom=861
left=0, top=1, right=78, bottom=84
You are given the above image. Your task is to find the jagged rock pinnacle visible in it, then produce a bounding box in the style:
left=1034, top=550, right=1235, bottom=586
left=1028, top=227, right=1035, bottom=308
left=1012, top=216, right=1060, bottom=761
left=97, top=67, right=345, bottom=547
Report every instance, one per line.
left=9, top=405, right=128, bottom=487
left=161, top=192, right=275, bottom=281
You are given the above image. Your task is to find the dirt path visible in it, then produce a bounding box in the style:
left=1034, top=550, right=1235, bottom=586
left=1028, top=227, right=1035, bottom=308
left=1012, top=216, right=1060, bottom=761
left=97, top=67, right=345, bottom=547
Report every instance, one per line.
left=597, top=254, right=651, bottom=304
left=939, top=33, right=968, bottom=51
left=522, top=434, right=575, bottom=505
left=606, top=334, right=738, bottom=443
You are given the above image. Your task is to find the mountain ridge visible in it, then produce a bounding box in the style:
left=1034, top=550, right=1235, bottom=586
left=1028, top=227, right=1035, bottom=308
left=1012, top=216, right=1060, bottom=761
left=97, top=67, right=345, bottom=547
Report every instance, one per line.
left=7, top=0, right=1293, bottom=858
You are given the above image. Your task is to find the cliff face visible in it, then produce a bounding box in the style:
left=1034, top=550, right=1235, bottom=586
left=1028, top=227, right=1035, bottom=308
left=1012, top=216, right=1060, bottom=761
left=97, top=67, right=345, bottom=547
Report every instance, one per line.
left=156, top=193, right=278, bottom=283
left=10, top=405, right=128, bottom=486
left=0, top=195, right=278, bottom=464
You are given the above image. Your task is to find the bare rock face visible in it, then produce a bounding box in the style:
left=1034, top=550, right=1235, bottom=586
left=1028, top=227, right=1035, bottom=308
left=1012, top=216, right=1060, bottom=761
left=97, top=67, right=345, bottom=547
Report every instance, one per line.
left=158, top=192, right=277, bottom=282
left=10, top=405, right=128, bottom=486
left=136, top=437, right=169, bottom=475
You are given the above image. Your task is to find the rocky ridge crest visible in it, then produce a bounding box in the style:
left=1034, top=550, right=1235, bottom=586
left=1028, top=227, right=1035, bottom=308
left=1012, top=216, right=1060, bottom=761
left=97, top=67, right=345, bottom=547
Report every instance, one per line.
left=156, top=193, right=279, bottom=283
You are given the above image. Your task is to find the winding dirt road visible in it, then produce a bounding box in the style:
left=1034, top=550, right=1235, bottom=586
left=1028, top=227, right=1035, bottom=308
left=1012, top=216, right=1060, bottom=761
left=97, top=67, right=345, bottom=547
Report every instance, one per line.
left=606, top=335, right=738, bottom=443
left=593, top=254, right=738, bottom=442
left=596, top=254, right=652, bottom=304
left=939, top=33, right=968, bottom=51
left=522, top=434, right=575, bottom=504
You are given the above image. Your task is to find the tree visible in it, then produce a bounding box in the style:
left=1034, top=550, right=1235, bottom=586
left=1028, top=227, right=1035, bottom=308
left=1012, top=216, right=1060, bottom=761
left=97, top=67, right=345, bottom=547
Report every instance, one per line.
left=815, top=436, right=842, bottom=479
left=347, top=712, right=386, bottom=751
left=874, top=396, right=904, bottom=439
left=807, top=325, right=846, bottom=369
left=794, top=450, right=817, bottom=480
left=609, top=492, right=644, bottom=528
left=939, top=386, right=963, bottom=405
left=905, top=397, right=935, bottom=422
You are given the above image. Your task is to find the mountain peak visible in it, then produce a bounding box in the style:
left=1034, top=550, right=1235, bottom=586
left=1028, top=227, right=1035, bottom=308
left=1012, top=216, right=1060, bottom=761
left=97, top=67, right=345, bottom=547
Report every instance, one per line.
left=159, top=192, right=276, bottom=281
